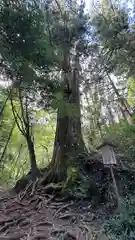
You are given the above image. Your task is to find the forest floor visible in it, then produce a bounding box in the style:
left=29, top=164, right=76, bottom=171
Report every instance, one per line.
left=0, top=186, right=109, bottom=240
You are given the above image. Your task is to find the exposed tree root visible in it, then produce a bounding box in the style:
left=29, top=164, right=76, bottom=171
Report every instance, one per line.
left=18, top=180, right=33, bottom=200
left=30, top=178, right=39, bottom=196
left=58, top=213, right=85, bottom=225
left=79, top=224, right=97, bottom=240
left=0, top=217, right=24, bottom=232
left=45, top=195, right=55, bottom=205
left=40, top=168, right=61, bottom=185
left=41, top=182, right=63, bottom=195
left=0, top=218, right=14, bottom=226
left=14, top=169, right=42, bottom=194
left=37, top=221, right=53, bottom=227
left=54, top=202, right=74, bottom=218
left=13, top=152, right=135, bottom=211
left=51, top=228, right=65, bottom=235
left=63, top=231, right=77, bottom=240
left=0, top=234, right=24, bottom=240
left=0, top=183, right=112, bottom=240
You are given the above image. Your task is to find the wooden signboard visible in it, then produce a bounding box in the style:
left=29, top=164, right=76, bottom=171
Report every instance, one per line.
left=98, top=143, right=121, bottom=211
left=100, top=145, right=117, bottom=165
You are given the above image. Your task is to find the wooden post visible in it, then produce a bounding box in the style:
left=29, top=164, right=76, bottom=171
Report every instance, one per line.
left=110, top=165, right=121, bottom=211
left=98, top=142, right=122, bottom=212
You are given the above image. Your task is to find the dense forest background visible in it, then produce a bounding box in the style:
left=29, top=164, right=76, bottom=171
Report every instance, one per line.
left=1, top=0, right=135, bottom=239
left=0, top=0, right=135, bottom=184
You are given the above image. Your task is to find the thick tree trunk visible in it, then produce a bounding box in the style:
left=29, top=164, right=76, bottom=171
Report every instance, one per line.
left=50, top=111, right=84, bottom=181
left=48, top=46, right=85, bottom=182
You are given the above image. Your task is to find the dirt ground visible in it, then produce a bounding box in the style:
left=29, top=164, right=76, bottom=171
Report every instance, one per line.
left=0, top=186, right=109, bottom=240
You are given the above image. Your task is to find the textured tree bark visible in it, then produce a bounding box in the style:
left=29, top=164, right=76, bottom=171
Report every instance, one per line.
left=10, top=88, right=40, bottom=180
left=48, top=45, right=86, bottom=182
left=14, top=134, right=40, bottom=193
left=26, top=134, right=40, bottom=179
left=107, top=105, right=115, bottom=124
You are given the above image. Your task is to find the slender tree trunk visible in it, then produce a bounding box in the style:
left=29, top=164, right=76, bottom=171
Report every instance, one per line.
left=107, top=105, right=115, bottom=124
left=26, top=134, right=40, bottom=178
left=0, top=96, right=8, bottom=119
left=10, top=88, right=40, bottom=179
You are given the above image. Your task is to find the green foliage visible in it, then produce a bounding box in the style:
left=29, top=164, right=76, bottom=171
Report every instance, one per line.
left=0, top=0, right=59, bottom=94
left=128, top=77, right=135, bottom=107
left=104, top=199, right=135, bottom=240
left=63, top=152, right=91, bottom=199
left=65, top=168, right=90, bottom=199
left=91, top=2, right=135, bottom=77
left=105, top=121, right=135, bottom=164
left=0, top=98, right=56, bottom=185
left=0, top=0, right=87, bottom=187
left=51, top=91, right=80, bottom=117
left=0, top=0, right=57, bottom=67
left=33, top=111, right=56, bottom=166
left=64, top=152, right=101, bottom=200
